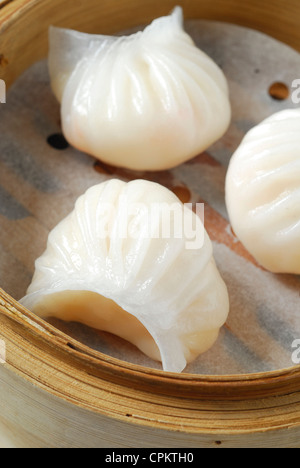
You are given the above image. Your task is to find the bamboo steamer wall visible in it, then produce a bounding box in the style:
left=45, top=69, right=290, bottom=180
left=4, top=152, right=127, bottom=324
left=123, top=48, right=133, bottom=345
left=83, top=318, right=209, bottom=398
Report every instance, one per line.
left=0, top=0, right=300, bottom=448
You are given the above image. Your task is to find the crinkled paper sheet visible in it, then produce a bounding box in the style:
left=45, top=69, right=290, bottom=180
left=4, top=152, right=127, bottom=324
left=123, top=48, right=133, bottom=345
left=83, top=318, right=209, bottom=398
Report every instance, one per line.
left=0, top=20, right=299, bottom=374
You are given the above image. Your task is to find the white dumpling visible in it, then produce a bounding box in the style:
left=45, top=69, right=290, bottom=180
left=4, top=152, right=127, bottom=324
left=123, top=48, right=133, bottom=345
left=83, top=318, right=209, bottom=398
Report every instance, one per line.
left=225, top=108, right=300, bottom=274
left=48, top=7, right=231, bottom=171
left=20, top=179, right=229, bottom=373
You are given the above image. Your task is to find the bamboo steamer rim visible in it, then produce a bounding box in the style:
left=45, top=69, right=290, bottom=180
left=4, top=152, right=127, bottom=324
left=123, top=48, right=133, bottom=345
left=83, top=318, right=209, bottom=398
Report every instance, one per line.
left=0, top=0, right=300, bottom=442
left=2, top=285, right=300, bottom=392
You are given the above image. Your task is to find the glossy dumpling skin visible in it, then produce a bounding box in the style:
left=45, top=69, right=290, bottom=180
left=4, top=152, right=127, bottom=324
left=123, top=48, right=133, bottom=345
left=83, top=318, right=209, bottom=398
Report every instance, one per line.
left=225, top=109, right=300, bottom=274
left=20, top=179, right=229, bottom=373
left=48, top=6, right=231, bottom=171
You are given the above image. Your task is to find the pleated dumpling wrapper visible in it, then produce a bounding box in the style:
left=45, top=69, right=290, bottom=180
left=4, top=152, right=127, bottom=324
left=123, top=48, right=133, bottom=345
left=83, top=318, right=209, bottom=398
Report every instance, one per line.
left=21, top=179, right=229, bottom=373
left=226, top=108, right=300, bottom=274
left=48, top=6, right=231, bottom=171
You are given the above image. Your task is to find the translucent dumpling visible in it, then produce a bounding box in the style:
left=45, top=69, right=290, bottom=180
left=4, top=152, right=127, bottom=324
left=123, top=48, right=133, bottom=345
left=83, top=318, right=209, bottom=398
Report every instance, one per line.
left=225, top=108, right=300, bottom=274
left=48, top=6, right=231, bottom=171
left=20, top=179, right=229, bottom=373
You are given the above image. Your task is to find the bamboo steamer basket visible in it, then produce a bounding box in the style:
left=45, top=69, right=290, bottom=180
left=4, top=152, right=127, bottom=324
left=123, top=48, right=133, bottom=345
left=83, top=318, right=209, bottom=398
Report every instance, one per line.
left=0, top=0, right=300, bottom=448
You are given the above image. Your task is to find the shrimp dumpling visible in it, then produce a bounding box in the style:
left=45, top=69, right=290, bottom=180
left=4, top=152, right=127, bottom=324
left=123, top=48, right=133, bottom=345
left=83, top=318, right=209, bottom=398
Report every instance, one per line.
left=20, top=179, right=229, bottom=373
left=48, top=7, right=231, bottom=171
left=225, top=108, right=300, bottom=274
